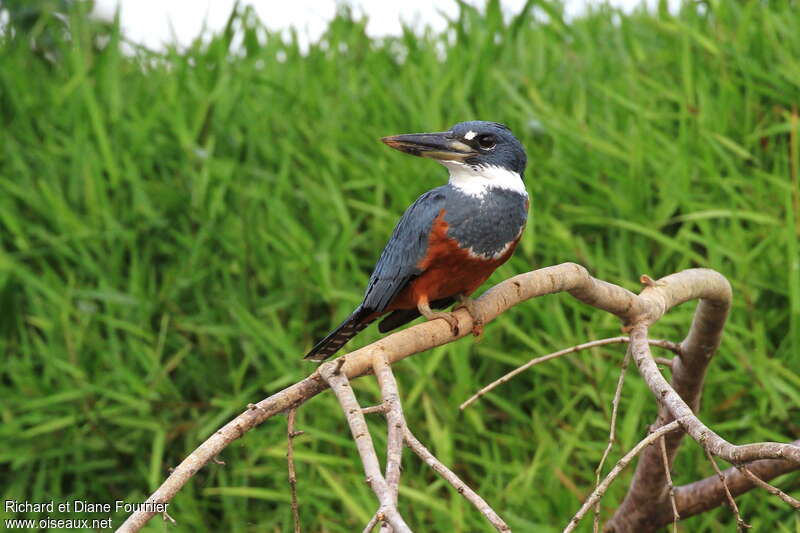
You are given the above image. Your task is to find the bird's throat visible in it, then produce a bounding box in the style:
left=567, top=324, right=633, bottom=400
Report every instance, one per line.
left=440, top=161, right=527, bottom=199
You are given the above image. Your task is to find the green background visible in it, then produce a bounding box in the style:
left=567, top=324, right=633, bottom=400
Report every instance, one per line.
left=1, top=1, right=799, bottom=531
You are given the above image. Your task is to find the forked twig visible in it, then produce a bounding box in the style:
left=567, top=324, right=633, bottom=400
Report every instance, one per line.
left=365, top=354, right=508, bottom=532
left=319, top=363, right=412, bottom=533
left=563, top=420, right=682, bottom=533
left=653, top=443, right=800, bottom=528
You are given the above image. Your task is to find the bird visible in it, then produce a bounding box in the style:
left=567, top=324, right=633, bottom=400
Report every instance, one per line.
left=305, top=121, right=528, bottom=361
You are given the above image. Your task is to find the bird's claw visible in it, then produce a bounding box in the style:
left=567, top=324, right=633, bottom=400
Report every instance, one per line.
left=455, top=297, right=484, bottom=338
left=425, top=311, right=460, bottom=336
left=418, top=301, right=460, bottom=336
left=439, top=313, right=460, bottom=336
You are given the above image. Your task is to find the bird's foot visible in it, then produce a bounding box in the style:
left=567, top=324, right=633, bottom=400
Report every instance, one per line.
left=418, top=301, right=460, bottom=336
left=454, top=295, right=484, bottom=338
left=428, top=311, right=461, bottom=336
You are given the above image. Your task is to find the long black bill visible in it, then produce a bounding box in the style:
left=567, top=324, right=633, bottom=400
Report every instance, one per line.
left=381, top=132, right=476, bottom=161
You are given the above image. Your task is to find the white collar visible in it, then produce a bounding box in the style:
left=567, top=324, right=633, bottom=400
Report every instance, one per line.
left=439, top=161, right=527, bottom=199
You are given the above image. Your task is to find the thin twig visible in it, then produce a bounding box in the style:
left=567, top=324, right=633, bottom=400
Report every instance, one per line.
left=654, top=356, right=674, bottom=367
left=362, top=404, right=389, bottom=415
left=287, top=408, right=301, bottom=533
left=403, top=426, right=511, bottom=532
left=460, top=337, right=681, bottom=410
left=563, top=420, right=682, bottom=533
left=319, top=364, right=412, bottom=533
left=659, top=434, right=679, bottom=532
left=737, top=465, right=800, bottom=509
left=704, top=448, right=751, bottom=531
left=593, top=345, right=632, bottom=533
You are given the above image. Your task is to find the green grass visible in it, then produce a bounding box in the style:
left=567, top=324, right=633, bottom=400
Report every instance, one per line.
left=1, top=1, right=799, bottom=531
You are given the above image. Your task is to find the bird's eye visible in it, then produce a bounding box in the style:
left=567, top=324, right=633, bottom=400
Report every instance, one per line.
left=476, top=134, right=496, bottom=149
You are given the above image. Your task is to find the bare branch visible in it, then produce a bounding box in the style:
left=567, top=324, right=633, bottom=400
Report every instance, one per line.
left=563, top=421, right=683, bottom=533
left=607, top=277, right=799, bottom=531
left=119, top=262, right=641, bottom=532
left=374, top=356, right=404, bottom=507
left=628, top=325, right=800, bottom=465
left=116, top=373, right=327, bottom=533
left=362, top=404, right=389, bottom=415
left=737, top=465, right=800, bottom=509
left=403, top=426, right=510, bottom=532
left=461, top=337, right=680, bottom=410
left=640, top=442, right=800, bottom=528
left=659, top=435, right=679, bottom=532
left=116, top=264, right=799, bottom=532
left=654, top=357, right=674, bottom=367
left=593, top=344, right=632, bottom=532
left=319, top=362, right=412, bottom=533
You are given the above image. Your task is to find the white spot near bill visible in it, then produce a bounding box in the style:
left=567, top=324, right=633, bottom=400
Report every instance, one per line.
left=464, top=131, right=477, bottom=140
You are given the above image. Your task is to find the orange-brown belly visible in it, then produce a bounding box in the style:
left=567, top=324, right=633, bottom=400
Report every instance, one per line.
left=386, top=209, right=520, bottom=311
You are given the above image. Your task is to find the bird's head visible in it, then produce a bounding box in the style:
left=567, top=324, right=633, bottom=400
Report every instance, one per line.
left=381, top=121, right=527, bottom=177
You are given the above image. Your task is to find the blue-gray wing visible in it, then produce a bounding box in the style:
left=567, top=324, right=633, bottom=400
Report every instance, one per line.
left=362, top=187, right=448, bottom=313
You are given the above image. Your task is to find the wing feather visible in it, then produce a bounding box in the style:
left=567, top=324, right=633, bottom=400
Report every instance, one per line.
left=362, top=187, right=448, bottom=313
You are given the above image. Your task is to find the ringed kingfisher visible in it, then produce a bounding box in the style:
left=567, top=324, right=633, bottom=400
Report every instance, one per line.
left=305, top=121, right=528, bottom=361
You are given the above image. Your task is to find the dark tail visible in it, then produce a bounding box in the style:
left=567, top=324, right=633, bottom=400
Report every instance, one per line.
left=377, top=297, right=455, bottom=333
left=304, top=306, right=375, bottom=361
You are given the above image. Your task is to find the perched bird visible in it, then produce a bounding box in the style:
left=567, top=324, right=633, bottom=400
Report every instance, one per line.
left=305, top=121, right=528, bottom=361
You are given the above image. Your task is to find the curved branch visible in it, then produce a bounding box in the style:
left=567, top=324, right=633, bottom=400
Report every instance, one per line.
left=115, top=264, right=800, bottom=532
left=318, top=362, right=411, bottom=533
left=629, top=325, right=800, bottom=465
left=118, top=262, right=635, bottom=532
left=643, top=440, right=800, bottom=529
left=116, top=374, right=327, bottom=532
left=606, top=271, right=799, bottom=532
left=563, top=421, right=683, bottom=533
